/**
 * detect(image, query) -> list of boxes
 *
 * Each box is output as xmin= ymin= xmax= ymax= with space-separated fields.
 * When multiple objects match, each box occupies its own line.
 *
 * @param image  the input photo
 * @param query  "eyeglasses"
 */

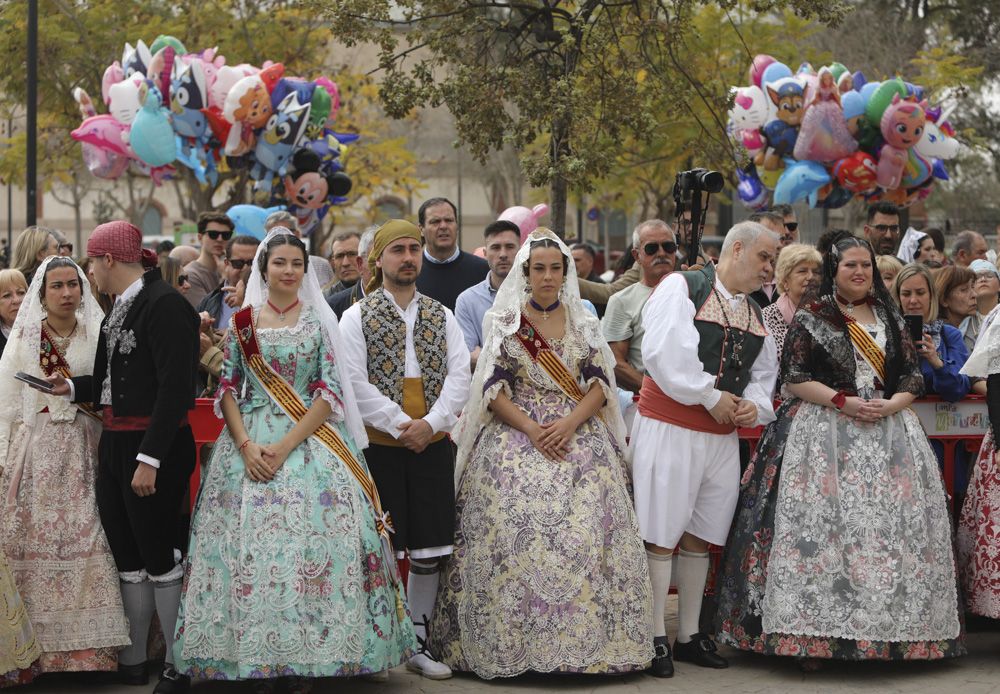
xmin=205 ymin=230 xmax=233 ymax=241
xmin=177 ymin=274 xmax=190 ymax=285
xmin=333 ymin=251 xmax=359 ymax=261
xmin=643 ymin=241 xmax=678 ymax=256
xmin=227 ymin=258 xmax=250 ymax=270
xmin=870 ymin=224 xmax=900 ymax=234
xmin=59 ymin=243 xmax=74 ymax=254
xmin=783 ymin=222 xmax=798 ymax=232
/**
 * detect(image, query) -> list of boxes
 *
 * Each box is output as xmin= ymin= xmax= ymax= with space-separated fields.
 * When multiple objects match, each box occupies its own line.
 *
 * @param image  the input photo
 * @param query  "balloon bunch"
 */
xmin=729 ymin=55 xmax=960 ymax=210
xmin=71 ymin=36 xmax=355 ymax=237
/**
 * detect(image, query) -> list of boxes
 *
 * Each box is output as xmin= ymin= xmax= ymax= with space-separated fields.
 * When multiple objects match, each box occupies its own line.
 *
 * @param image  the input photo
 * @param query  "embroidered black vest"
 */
xmin=681 ymin=263 xmax=767 ymax=396
xmin=359 ymin=289 xmax=447 ymax=409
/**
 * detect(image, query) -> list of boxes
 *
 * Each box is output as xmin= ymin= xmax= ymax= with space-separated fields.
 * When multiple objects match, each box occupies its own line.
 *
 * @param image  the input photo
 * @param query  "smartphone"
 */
xmin=14 ymin=371 xmax=56 ymax=393
xmin=904 ymin=315 xmax=923 ymax=342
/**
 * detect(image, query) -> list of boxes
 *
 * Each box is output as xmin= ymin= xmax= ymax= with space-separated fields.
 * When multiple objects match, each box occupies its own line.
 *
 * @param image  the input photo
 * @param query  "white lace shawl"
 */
xmin=452 ymin=228 xmax=627 ymax=487
xmin=242 ymin=228 xmax=368 ymax=448
xmin=0 ymin=256 xmax=104 ymax=462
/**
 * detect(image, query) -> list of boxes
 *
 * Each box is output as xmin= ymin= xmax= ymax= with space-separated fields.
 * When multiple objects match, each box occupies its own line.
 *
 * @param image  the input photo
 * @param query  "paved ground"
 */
xmin=21 ymin=600 xmax=1000 ymax=694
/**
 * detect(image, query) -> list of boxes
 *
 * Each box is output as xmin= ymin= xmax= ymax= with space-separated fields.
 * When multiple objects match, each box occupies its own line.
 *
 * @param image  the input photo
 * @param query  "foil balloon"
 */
xmin=793 ymin=68 xmax=857 ymax=162
xmin=833 ymin=150 xmax=878 ymax=194
xmin=748 ymin=54 xmax=777 ymax=88
xmin=499 ymin=203 xmax=550 ymax=243
xmin=736 ymin=167 xmax=769 ymax=210
xmin=876 ymin=94 xmax=926 ymax=190
xmin=773 ymin=159 xmax=830 ymax=207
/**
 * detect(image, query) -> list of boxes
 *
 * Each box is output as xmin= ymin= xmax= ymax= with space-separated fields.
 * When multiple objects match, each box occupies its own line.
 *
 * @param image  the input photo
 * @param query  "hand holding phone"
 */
xmin=15 ymin=371 xmax=56 ymax=393
xmin=904 ymin=314 xmax=923 ymax=342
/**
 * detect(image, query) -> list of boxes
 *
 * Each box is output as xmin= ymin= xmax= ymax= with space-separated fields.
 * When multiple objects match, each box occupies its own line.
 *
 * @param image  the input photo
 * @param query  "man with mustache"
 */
xmin=416 ymin=197 xmax=489 ymax=311
xmin=602 ymin=220 xmax=677 ymax=424
xmin=455 ymin=220 xmax=521 ymax=370
xmin=630 ymin=220 xmax=779 ymax=678
xmin=340 ymin=219 xmax=471 ymax=681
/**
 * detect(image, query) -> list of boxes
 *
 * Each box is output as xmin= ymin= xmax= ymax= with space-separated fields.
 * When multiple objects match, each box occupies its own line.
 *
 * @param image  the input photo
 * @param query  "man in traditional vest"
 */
xmin=630 ymin=220 xmax=779 ymax=678
xmin=340 ymin=219 xmax=470 ymax=680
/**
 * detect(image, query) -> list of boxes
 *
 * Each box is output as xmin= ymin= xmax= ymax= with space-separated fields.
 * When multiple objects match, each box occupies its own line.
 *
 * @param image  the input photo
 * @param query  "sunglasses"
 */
xmin=205 ymin=230 xmax=233 ymax=240
xmin=643 ymin=241 xmax=678 ymax=256
xmin=870 ymin=224 xmax=900 ymax=234
xmin=783 ymin=222 xmax=798 ymax=232
xmin=59 ymin=243 xmax=74 ymax=253
xmin=227 ymin=258 xmax=250 ymax=270
xmin=177 ymin=274 xmax=190 ymax=285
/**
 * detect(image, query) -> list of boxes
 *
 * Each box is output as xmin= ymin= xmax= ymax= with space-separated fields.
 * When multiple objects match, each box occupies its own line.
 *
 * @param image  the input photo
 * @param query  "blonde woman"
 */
xmin=760 ymin=243 xmax=821 ymax=363
xmin=875 ymin=254 xmax=904 ymax=292
xmin=11 ymin=227 xmax=58 ymax=286
xmin=0 ymin=269 xmax=27 ymax=356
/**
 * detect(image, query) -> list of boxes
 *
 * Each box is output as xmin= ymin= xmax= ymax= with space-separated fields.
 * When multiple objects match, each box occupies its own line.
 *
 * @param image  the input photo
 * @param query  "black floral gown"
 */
xmin=714 ymin=296 xmax=964 ymax=660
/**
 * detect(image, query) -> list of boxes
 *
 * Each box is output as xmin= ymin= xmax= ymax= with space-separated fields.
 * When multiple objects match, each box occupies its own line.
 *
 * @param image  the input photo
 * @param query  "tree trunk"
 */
xmin=550 ymin=174 xmax=567 ymax=238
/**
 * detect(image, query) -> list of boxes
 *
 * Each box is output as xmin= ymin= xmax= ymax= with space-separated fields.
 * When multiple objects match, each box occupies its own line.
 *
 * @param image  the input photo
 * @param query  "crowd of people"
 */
xmin=0 ymin=197 xmax=999 ymax=694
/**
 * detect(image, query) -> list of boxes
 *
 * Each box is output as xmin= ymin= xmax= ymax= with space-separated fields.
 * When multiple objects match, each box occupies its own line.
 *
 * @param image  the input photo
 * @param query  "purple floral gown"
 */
xmin=429 ymin=324 xmax=653 ymax=678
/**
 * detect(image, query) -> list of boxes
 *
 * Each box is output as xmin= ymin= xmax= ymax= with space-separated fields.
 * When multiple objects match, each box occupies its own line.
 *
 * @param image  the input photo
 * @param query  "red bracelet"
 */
xmin=831 ymin=391 xmax=847 ymax=410
xmin=239 ymin=440 xmax=252 ymax=452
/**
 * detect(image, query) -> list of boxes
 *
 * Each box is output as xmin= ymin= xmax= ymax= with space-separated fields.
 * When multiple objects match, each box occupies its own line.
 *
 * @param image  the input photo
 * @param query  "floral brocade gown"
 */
xmin=173 ymin=306 xmax=416 ymax=680
xmin=715 ymin=301 xmax=963 ymax=660
xmin=428 ymin=328 xmax=653 ymax=678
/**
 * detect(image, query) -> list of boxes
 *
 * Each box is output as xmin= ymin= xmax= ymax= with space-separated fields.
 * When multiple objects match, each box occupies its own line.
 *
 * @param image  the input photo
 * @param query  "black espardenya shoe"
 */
xmin=672 ymin=632 xmax=729 ymax=669
xmin=118 ymin=661 xmax=149 ymax=686
xmin=152 ymin=664 xmax=190 ymax=693
xmin=648 ymin=635 xmax=674 ymax=678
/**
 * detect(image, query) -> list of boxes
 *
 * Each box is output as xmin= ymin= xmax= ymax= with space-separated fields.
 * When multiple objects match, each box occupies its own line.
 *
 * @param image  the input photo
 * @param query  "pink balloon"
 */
xmin=71 ymin=114 xmax=132 ymax=158
xmin=748 ymin=55 xmax=776 ymax=89
xmin=102 ymin=61 xmax=124 ymax=106
xmin=499 ymin=203 xmax=550 ymax=243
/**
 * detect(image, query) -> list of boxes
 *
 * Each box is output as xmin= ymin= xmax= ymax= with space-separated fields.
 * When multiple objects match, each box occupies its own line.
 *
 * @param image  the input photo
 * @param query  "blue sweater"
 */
xmin=921 ymin=323 xmax=970 ymax=402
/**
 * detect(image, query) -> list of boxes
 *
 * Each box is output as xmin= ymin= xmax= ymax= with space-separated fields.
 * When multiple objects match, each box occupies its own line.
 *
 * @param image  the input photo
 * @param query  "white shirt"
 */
xmin=640 ymin=273 xmax=777 ymax=426
xmin=423 ymin=246 xmax=461 ymax=264
xmin=340 ymin=288 xmax=471 ymax=438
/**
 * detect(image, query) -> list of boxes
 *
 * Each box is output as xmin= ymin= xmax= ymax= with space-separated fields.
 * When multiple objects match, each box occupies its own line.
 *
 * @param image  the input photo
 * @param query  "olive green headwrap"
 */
xmin=366 ymin=219 xmax=423 ymax=293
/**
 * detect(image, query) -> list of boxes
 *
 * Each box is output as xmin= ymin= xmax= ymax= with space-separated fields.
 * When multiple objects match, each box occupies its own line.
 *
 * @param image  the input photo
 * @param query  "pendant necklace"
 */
xmin=529 ymin=298 xmax=560 ymax=321
xmin=267 ymin=298 xmax=300 ymax=322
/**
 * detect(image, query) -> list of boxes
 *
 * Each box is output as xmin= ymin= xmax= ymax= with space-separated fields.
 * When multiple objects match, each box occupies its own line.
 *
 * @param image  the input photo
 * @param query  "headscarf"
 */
xmin=365 ymin=219 xmax=422 ymax=294
xmin=86 ymin=220 xmax=158 ymax=268
xmin=896 ymin=226 xmax=927 ymax=264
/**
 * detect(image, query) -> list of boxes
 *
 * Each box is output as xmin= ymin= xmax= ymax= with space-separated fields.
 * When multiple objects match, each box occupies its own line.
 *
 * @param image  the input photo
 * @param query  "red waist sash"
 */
xmin=102 ymin=409 xmax=188 ymax=432
xmin=637 ymin=376 xmax=735 ymax=435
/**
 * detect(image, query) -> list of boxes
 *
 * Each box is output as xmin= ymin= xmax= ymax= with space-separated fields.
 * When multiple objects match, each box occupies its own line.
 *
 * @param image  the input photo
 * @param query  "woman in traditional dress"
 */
xmin=0 ymin=256 xmax=130 ymax=674
xmin=428 ymin=229 xmax=653 ymax=679
xmin=715 ymin=231 xmax=963 ymax=662
xmin=0 ymin=551 xmax=40 ymax=688
xmin=173 ymin=230 xmax=415 ymax=694
xmin=957 ymin=304 xmax=1000 ymax=619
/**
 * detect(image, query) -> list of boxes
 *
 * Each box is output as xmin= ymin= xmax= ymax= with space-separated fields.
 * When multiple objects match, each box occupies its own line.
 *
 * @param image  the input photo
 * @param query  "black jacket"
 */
xmin=196 ymin=284 xmax=225 ymax=325
xmin=71 ymin=269 xmax=200 ymax=461
xmin=327 ymin=281 xmax=364 ymax=319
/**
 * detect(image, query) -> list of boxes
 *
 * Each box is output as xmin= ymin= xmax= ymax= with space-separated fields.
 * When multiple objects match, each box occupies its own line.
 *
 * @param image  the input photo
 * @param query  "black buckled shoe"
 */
xmin=648 ymin=635 xmax=674 ymax=678
xmin=152 ymin=664 xmax=190 ymax=694
xmin=672 ymin=632 xmax=729 ymax=669
xmin=118 ymin=661 xmax=149 ymax=686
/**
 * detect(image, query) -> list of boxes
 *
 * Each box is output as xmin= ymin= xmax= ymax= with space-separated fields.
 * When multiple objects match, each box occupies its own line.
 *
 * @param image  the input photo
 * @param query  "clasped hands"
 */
xmin=241 ymin=440 xmax=292 ymax=482
xmin=840 ymin=396 xmax=896 ymax=424
xmin=528 ymin=416 xmax=578 ymax=462
xmin=709 ymin=392 xmax=758 ymax=428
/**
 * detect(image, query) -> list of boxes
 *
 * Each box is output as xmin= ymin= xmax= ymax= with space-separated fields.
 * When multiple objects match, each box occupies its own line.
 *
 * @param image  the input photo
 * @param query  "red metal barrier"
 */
xmin=187 ymin=395 xmax=988 ymax=594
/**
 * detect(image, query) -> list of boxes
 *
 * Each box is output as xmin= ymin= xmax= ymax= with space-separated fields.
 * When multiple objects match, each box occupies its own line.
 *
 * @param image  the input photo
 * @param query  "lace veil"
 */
xmin=0 ymin=256 xmax=105 ymax=459
xmin=452 ymin=228 xmax=627 ymax=485
xmin=243 ymin=227 xmax=368 ymax=447
xmin=962 ymin=302 xmax=1000 ymax=378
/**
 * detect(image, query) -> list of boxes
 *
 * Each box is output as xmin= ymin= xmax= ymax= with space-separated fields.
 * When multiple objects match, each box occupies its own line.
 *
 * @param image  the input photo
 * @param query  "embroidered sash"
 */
xmin=842 ymin=315 xmax=887 ymax=384
xmin=514 ymin=314 xmax=586 ymax=402
xmin=232 ymin=308 xmax=402 ymax=594
xmin=39 ymin=327 xmax=101 ymax=422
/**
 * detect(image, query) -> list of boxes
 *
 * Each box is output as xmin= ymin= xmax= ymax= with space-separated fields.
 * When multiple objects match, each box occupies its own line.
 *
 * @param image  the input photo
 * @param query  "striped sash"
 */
xmin=232 ymin=307 xmax=402 ymax=596
xmin=514 ymin=314 xmax=586 ymax=402
xmin=843 ymin=316 xmax=887 ymax=384
xmin=39 ymin=327 xmax=101 ymax=422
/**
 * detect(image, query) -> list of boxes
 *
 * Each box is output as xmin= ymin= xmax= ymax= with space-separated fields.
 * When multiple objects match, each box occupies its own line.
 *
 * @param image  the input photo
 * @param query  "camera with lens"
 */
xmin=674 ymin=168 xmax=724 ymax=197
xmin=673 ymin=168 xmax=723 ymax=264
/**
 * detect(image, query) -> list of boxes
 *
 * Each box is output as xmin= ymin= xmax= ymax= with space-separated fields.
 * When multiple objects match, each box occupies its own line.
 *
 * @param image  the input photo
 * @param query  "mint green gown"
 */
xmin=173 ymin=306 xmax=415 ymax=680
